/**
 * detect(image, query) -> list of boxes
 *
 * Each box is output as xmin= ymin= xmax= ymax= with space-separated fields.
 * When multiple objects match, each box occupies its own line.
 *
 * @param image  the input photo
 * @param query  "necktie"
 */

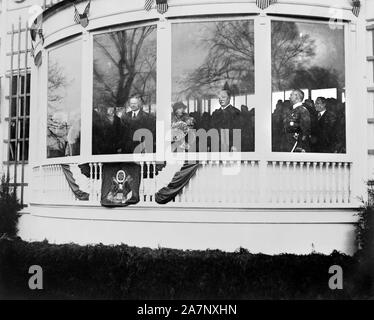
xmin=318 ymin=112 xmax=322 ymax=120
xmin=133 ymin=112 xmax=136 ymax=118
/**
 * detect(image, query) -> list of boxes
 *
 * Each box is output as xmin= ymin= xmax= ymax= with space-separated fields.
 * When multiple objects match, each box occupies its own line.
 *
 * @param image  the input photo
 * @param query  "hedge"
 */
xmin=0 ymin=239 xmax=369 ymax=299
xmin=0 ymin=175 xmax=22 ymax=238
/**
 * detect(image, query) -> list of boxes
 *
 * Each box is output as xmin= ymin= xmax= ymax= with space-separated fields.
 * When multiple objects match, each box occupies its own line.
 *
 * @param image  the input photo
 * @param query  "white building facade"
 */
xmin=1 ymin=0 xmax=374 ymax=255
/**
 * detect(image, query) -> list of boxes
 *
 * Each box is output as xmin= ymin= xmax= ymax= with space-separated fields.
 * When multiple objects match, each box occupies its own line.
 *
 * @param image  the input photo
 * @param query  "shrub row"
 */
xmin=0 ymin=239 xmax=368 ymax=299
xmin=0 ymin=176 xmax=22 ymax=238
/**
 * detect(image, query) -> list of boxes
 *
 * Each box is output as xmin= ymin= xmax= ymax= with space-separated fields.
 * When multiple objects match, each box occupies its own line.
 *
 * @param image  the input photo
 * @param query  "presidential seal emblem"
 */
xmin=106 ymin=169 xmax=133 ymax=204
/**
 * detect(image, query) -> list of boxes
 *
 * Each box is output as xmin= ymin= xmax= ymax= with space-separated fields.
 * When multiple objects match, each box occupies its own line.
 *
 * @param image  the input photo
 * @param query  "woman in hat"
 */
xmin=171 ymin=102 xmax=195 ymax=152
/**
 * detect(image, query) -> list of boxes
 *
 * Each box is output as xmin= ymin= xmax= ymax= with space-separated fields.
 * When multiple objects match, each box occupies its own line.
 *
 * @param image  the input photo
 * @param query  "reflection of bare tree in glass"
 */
xmin=289 ymin=66 xmax=341 ymax=90
xmin=93 ymin=26 xmax=156 ymax=111
xmin=182 ymin=20 xmax=343 ymax=96
xmin=47 ymin=60 xmax=69 ymax=157
xmin=272 ymin=22 xmax=345 ymax=92
xmin=271 ymin=21 xmax=316 ymax=91
xmin=48 ymin=61 xmax=68 ymax=103
xmin=178 ymin=21 xmax=255 ymax=100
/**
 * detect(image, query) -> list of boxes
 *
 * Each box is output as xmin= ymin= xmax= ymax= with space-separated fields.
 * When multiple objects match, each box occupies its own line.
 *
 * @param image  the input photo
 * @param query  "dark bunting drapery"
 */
xmin=79 ymin=162 xmax=141 ymax=207
xmin=155 ymin=162 xmax=200 ymax=204
xmin=61 ymin=164 xmax=89 ymax=201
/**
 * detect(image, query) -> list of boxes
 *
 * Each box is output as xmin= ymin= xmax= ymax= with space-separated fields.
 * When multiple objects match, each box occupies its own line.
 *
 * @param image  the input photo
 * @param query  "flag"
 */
xmin=74 ymin=0 xmax=91 ymax=28
xmin=144 ymin=0 xmax=154 ymax=11
xmin=352 ymin=0 xmax=360 ymax=17
xmin=155 ymin=162 xmax=200 ymax=204
xmin=61 ymin=164 xmax=89 ymax=201
xmin=156 ymin=0 xmax=168 ymax=14
xmin=256 ymin=0 xmax=277 ymax=10
xmin=100 ymin=163 xmax=141 ymax=207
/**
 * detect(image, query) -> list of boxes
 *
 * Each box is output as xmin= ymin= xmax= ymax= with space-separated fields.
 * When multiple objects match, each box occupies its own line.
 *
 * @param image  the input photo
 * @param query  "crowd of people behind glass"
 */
xmin=272 ymin=95 xmax=346 ymax=153
xmin=171 ymin=90 xmax=255 ymax=153
xmin=91 ymin=89 xmax=345 ymax=155
xmin=92 ymin=95 xmax=156 ymax=155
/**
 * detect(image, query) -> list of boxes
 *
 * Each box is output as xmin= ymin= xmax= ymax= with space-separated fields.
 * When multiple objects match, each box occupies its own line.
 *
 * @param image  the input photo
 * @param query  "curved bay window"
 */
xmin=47 ymin=39 xmax=82 ymax=158
xmin=271 ymin=20 xmax=346 ymax=153
xmin=43 ymin=15 xmax=349 ymax=161
xmin=92 ymin=25 xmax=157 ymax=155
xmin=171 ymin=19 xmax=255 ymax=153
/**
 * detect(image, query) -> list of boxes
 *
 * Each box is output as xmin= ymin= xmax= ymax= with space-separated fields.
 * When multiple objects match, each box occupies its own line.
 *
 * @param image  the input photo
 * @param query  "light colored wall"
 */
xmin=366 ymin=0 xmax=374 ymax=181
xmin=18 ymin=205 xmax=358 ymax=255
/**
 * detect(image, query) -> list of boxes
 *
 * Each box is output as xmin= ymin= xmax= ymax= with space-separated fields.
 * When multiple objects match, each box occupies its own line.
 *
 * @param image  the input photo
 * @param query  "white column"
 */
xmin=254 ymin=14 xmax=272 ymax=203
xmin=347 ymin=15 xmax=368 ymax=204
xmin=80 ymin=31 xmax=92 ymax=160
xmin=157 ymin=18 xmax=171 ymax=162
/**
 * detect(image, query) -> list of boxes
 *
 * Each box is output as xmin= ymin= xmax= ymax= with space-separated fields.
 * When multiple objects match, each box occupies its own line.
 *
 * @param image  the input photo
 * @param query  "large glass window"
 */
xmin=271 ymin=20 xmax=345 ymax=153
xmin=171 ymin=20 xmax=255 ymax=153
xmin=47 ymin=40 xmax=82 ymax=158
xmin=8 ymin=74 xmax=30 ymax=162
xmin=92 ymin=25 xmax=157 ymax=155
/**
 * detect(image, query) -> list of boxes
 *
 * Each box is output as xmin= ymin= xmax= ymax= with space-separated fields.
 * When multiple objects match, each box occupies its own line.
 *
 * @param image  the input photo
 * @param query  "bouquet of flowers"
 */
xmin=171 ymin=117 xmax=195 ymax=151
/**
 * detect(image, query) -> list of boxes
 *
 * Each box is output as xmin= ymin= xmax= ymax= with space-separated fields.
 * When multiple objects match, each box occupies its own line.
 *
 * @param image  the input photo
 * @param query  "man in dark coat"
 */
xmin=312 ymin=97 xmax=337 ymax=153
xmin=283 ymin=89 xmax=311 ymax=152
xmin=211 ymin=89 xmax=241 ymax=152
xmin=240 ymin=105 xmax=255 ymax=152
xmin=92 ymin=106 xmax=123 ymax=155
xmin=120 ymin=95 xmax=155 ymax=154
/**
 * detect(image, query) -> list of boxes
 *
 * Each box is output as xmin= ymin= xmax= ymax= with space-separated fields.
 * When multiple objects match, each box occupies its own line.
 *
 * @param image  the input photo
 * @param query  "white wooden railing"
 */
xmin=31 ymin=160 xmax=353 ymax=208
xmin=266 ymin=161 xmax=351 ymax=205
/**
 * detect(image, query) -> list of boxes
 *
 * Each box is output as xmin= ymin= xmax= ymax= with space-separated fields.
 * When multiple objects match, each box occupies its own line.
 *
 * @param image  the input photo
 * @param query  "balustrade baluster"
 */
xmin=291 ymin=162 xmax=297 ymax=203
xmin=270 ymin=161 xmax=275 ymax=203
xmin=284 ymin=162 xmax=289 ymax=204
xmin=331 ymin=163 xmax=337 ymax=203
xmin=313 ymin=162 xmax=318 ymax=203
xmin=318 ymin=162 xmax=323 ymax=203
xmin=56 ymin=165 xmax=61 ymax=202
xmin=306 ymin=162 xmax=311 ymax=203
xmin=277 ymin=161 xmax=287 ymax=203
xmin=139 ymin=162 xmax=145 ymax=203
xmin=252 ymin=161 xmax=258 ymax=203
xmin=299 ymin=162 xmax=304 ymax=204
xmin=337 ymin=163 xmax=343 ymax=203
xmin=147 ymin=161 xmax=152 ymax=203
xmin=342 ymin=162 xmax=348 ymax=203
xmin=345 ymin=163 xmax=350 ymax=203
xmin=327 ymin=162 xmax=332 ymax=203
xmin=192 ymin=161 xmax=200 ymax=203
xmin=97 ymin=163 xmax=103 ymax=203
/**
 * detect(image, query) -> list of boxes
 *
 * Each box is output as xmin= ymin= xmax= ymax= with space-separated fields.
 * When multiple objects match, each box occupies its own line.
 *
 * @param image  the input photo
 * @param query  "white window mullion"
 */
xmin=156 ymin=18 xmax=171 ymax=162
xmin=254 ymin=14 xmax=272 ymax=158
xmin=41 ymin=50 xmax=49 ymax=163
xmin=254 ymin=14 xmax=272 ymax=203
xmin=80 ymin=31 xmax=93 ymax=162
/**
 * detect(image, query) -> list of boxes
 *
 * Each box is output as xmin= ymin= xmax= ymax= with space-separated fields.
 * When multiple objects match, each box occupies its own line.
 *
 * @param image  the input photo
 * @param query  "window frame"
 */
xmin=43 ymin=36 xmax=83 ymax=163
xmin=169 ymin=16 xmax=257 ymax=160
xmin=269 ymin=16 xmax=348 ymax=158
xmin=86 ymin=20 xmax=159 ymax=164
xmin=38 ymin=13 xmax=355 ymax=166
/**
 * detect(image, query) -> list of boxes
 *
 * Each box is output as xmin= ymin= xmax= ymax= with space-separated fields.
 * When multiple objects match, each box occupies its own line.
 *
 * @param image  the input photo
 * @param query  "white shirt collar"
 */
xmin=221 ymin=104 xmax=231 ymax=110
xmin=292 ymin=102 xmax=303 ymax=109
xmin=319 ymin=109 xmax=326 ymax=117
xmin=132 ymin=109 xmax=140 ymax=117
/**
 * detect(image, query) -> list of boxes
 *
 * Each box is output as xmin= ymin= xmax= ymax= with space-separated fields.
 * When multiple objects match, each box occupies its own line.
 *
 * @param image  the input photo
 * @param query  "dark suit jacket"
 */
xmin=92 ymin=112 xmax=122 ymax=155
xmin=313 ymin=110 xmax=337 ymax=153
xmin=211 ymin=105 xmax=241 ymax=129
xmin=211 ymin=105 xmax=241 ymax=151
xmin=120 ymin=110 xmax=156 ymax=153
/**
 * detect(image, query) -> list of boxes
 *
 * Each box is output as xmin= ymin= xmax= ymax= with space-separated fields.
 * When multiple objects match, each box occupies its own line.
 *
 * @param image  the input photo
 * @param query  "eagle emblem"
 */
xmin=105 ymin=170 xmax=133 ymax=204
